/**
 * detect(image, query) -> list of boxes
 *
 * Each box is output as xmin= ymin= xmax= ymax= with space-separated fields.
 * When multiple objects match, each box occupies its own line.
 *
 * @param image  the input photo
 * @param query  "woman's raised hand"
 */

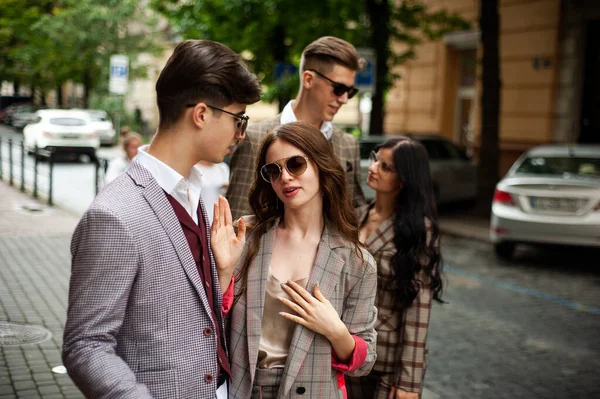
xmin=210 ymin=196 xmax=246 ymax=275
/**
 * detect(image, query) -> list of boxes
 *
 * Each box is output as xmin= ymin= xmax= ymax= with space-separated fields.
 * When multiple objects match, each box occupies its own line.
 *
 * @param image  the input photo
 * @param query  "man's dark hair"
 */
xmin=300 ymin=36 xmax=361 ymax=73
xmin=156 ymin=40 xmax=261 ymax=128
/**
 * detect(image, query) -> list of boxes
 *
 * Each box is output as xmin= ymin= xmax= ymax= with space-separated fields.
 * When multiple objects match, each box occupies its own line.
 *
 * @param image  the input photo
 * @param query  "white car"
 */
xmin=490 ymin=145 xmax=600 ymax=258
xmin=23 ymin=109 xmax=100 ymax=158
xmin=81 ymin=109 xmax=116 ymax=145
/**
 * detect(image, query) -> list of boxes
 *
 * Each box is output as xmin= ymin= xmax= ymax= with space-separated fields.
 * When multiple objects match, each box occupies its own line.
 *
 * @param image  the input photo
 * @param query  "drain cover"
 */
xmin=0 ymin=322 xmax=52 ymax=346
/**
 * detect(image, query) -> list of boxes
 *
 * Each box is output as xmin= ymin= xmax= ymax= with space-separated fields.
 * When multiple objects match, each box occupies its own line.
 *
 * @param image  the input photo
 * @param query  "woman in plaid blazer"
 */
xmin=211 ymin=122 xmax=378 ymax=398
xmin=346 ymin=137 xmax=444 ymax=399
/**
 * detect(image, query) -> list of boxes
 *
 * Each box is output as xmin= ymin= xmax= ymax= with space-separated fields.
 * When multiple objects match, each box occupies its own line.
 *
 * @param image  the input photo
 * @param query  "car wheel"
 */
xmin=495 ymin=242 xmax=515 ymax=259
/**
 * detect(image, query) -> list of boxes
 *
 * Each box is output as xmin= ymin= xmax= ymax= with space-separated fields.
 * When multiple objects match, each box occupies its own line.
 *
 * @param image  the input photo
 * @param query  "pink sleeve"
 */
xmin=221 ymin=276 xmax=234 ymax=315
xmin=331 ymin=335 xmax=368 ymax=372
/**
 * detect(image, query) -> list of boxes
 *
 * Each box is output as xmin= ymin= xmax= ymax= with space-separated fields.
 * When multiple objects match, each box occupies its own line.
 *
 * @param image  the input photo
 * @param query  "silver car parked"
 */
xmin=490 ymin=145 xmax=600 ymax=258
xmin=359 ymin=134 xmax=477 ymax=205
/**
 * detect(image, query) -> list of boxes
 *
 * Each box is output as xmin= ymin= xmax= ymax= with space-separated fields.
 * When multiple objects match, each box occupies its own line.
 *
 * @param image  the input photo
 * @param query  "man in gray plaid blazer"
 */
xmin=63 ymin=40 xmax=261 ymax=398
xmin=227 ymin=36 xmax=366 ymax=220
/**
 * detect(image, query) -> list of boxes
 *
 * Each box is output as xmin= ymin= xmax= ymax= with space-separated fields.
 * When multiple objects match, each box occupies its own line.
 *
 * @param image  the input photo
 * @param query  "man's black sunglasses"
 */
xmin=307 ymin=69 xmax=359 ymax=99
xmin=186 ymin=104 xmax=249 ymax=136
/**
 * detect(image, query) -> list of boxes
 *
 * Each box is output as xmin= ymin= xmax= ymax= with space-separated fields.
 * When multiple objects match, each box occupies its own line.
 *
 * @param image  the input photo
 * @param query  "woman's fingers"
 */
xmin=237 ymin=217 xmax=246 ymax=242
xmin=218 ymin=196 xmax=227 ymax=227
xmin=279 ymin=312 xmax=308 ymax=327
xmin=281 ymin=283 xmax=310 ymax=309
xmin=278 ymin=296 xmax=307 ymax=317
xmin=212 ymin=201 xmax=220 ymax=230
xmin=285 ymin=280 xmax=315 ymax=304
xmin=222 ymin=196 xmax=233 ymax=226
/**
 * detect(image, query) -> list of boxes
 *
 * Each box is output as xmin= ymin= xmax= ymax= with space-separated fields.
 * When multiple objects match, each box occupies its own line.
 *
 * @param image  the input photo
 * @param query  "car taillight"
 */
xmin=42 ymin=131 xmax=52 ymax=137
xmin=493 ymin=188 xmax=514 ymax=205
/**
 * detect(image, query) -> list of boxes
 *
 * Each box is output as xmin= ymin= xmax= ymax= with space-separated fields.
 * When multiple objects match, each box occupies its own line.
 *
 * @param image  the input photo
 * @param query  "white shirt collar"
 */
xmin=280 ymin=100 xmax=333 ymax=140
xmin=136 ymin=145 xmax=204 ymax=223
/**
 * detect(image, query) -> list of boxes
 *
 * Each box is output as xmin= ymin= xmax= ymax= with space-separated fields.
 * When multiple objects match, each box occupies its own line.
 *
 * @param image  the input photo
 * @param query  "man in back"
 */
xmin=226 ymin=36 xmax=366 ymax=220
xmin=63 ymin=40 xmax=260 ymax=398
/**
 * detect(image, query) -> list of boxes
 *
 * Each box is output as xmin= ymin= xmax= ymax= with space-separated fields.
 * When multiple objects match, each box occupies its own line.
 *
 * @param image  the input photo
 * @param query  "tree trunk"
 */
xmin=83 ymin=69 xmax=91 ymax=108
xmin=13 ymin=80 xmax=20 ymax=96
xmin=366 ymin=0 xmax=390 ymax=135
xmin=272 ymin=24 xmax=289 ymax=112
xmin=56 ymin=84 xmax=63 ymax=108
xmin=476 ymin=0 xmax=501 ymax=216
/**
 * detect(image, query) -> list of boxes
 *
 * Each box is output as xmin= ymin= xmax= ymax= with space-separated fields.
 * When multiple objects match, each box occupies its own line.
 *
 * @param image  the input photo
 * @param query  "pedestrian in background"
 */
xmin=63 ymin=39 xmax=261 ymax=399
xmin=104 ymin=131 xmax=142 ymax=183
xmin=212 ymin=122 xmax=378 ymax=398
xmin=196 ymin=159 xmax=230 ymax=225
xmin=346 ymin=137 xmax=444 ymax=399
xmin=226 ymin=36 xmax=366 ymax=221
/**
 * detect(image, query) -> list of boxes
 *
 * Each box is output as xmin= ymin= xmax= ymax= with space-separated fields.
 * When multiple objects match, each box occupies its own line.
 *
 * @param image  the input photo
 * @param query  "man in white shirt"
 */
xmin=63 ymin=40 xmax=261 ymax=399
xmin=226 ymin=36 xmax=366 ymax=220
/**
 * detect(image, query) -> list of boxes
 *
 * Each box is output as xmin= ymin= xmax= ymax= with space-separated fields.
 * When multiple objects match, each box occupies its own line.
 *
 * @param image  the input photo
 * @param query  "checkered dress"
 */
xmin=63 ymin=161 xmax=227 ymax=398
xmin=228 ymin=220 xmax=378 ymax=399
xmin=347 ymin=204 xmax=435 ymax=397
xmin=226 ymin=116 xmax=366 ymax=221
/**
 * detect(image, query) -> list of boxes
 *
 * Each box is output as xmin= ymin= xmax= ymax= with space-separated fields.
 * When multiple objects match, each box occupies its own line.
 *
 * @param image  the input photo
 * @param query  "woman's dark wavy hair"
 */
xmin=378 ymin=137 xmax=444 ymax=308
xmin=235 ymin=122 xmax=361 ymax=299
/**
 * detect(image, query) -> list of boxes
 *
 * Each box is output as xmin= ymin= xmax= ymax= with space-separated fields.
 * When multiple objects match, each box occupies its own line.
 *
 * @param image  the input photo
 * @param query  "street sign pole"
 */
xmin=109 ymin=55 xmax=129 ymax=141
xmin=355 ymin=48 xmax=376 ymax=136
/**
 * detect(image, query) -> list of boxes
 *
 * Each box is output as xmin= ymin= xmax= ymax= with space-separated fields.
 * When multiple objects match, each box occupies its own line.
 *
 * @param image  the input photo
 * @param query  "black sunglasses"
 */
xmin=186 ymin=104 xmax=249 ymax=136
xmin=260 ymin=155 xmax=309 ymax=183
xmin=307 ymin=69 xmax=359 ymax=99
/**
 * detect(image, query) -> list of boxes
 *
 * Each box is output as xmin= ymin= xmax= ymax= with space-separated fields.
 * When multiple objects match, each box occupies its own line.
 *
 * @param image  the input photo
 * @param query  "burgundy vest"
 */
xmin=165 ymin=193 xmax=231 ymax=376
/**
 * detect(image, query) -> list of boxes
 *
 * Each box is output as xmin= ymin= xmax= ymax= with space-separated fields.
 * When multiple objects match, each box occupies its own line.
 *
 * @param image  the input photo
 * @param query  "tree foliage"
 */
xmin=0 ymin=0 xmax=161 ymax=106
xmin=153 ymin=0 xmax=469 ymax=133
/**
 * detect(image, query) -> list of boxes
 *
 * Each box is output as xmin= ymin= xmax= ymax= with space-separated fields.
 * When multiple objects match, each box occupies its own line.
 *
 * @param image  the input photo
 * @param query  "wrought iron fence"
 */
xmin=0 ymin=136 xmax=55 ymax=205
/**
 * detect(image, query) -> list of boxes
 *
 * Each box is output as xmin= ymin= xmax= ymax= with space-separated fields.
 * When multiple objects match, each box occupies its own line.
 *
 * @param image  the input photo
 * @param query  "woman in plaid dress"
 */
xmin=346 ymin=137 xmax=444 ymax=399
xmin=211 ymin=122 xmax=378 ymax=398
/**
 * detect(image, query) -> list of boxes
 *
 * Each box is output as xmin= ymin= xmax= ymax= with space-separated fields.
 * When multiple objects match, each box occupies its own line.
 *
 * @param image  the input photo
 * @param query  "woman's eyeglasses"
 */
xmin=307 ymin=69 xmax=359 ymax=99
xmin=186 ymin=103 xmax=249 ymax=136
xmin=369 ymin=151 xmax=396 ymax=174
xmin=260 ymin=155 xmax=309 ymax=183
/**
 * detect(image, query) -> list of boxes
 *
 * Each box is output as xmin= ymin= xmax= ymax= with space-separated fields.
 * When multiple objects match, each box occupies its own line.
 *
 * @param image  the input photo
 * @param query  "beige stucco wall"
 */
xmin=385 ymin=0 xmax=563 ymax=172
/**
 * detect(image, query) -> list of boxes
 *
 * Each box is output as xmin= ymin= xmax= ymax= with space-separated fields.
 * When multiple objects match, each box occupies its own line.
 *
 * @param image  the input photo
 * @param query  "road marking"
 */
xmin=445 ymin=265 xmax=600 ymax=315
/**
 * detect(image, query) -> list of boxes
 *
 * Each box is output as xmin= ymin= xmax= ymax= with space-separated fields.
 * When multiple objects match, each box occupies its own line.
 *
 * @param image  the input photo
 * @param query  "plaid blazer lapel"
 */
xmin=246 ymin=221 xmax=278 ymax=382
xmin=329 ymin=128 xmax=345 ymax=163
xmin=358 ymin=202 xmax=395 ymax=254
xmin=279 ymin=223 xmax=346 ymax=397
xmin=129 ymin=162 xmax=213 ymax=317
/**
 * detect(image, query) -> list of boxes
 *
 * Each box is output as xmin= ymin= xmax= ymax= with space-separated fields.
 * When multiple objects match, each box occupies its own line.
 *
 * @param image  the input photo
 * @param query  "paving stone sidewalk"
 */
xmin=0 ymin=182 xmax=83 ymax=399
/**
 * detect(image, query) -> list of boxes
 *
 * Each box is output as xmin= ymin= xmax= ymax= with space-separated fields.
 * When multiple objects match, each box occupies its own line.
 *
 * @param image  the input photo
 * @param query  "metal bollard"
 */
xmin=20 ymin=140 xmax=25 ymax=192
xmin=48 ymin=150 xmax=54 ymax=206
xmin=0 ymin=136 xmax=3 ymax=180
xmin=33 ymin=145 xmax=39 ymax=198
xmin=95 ymin=157 xmax=100 ymax=196
xmin=8 ymin=138 xmax=13 ymax=186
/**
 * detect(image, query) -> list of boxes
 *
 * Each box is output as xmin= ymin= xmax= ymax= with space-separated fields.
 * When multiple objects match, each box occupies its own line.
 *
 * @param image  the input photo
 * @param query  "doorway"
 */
xmin=580 ymin=20 xmax=600 ymax=143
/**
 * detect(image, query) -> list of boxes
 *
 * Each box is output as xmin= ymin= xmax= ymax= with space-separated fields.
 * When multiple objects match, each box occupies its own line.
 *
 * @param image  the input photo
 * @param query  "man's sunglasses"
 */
xmin=307 ymin=69 xmax=359 ymax=99
xmin=260 ymin=155 xmax=309 ymax=183
xmin=186 ymin=104 xmax=249 ymax=136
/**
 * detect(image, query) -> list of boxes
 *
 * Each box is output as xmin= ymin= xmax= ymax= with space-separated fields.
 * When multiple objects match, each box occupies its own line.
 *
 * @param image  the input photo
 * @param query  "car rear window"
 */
xmin=515 ymin=156 xmax=600 ymax=178
xmin=49 ymin=118 xmax=87 ymax=126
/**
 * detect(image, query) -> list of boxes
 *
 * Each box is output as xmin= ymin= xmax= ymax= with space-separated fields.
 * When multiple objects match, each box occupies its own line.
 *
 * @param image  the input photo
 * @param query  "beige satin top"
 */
xmin=257 ymin=272 xmax=309 ymax=369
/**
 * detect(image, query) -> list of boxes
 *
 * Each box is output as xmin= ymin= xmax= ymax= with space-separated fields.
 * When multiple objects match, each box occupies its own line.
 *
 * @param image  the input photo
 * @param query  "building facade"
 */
xmin=385 ymin=0 xmax=600 ymax=175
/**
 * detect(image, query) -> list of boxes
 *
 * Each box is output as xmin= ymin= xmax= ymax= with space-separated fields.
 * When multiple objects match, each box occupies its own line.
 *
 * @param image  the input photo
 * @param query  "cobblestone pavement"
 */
xmin=426 ymin=236 xmax=600 ymax=399
xmin=0 ymin=182 xmax=82 ymax=399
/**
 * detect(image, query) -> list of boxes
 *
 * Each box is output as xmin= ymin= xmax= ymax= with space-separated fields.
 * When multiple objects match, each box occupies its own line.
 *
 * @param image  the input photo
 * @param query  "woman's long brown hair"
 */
xmin=235 ymin=122 xmax=361 ymax=299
